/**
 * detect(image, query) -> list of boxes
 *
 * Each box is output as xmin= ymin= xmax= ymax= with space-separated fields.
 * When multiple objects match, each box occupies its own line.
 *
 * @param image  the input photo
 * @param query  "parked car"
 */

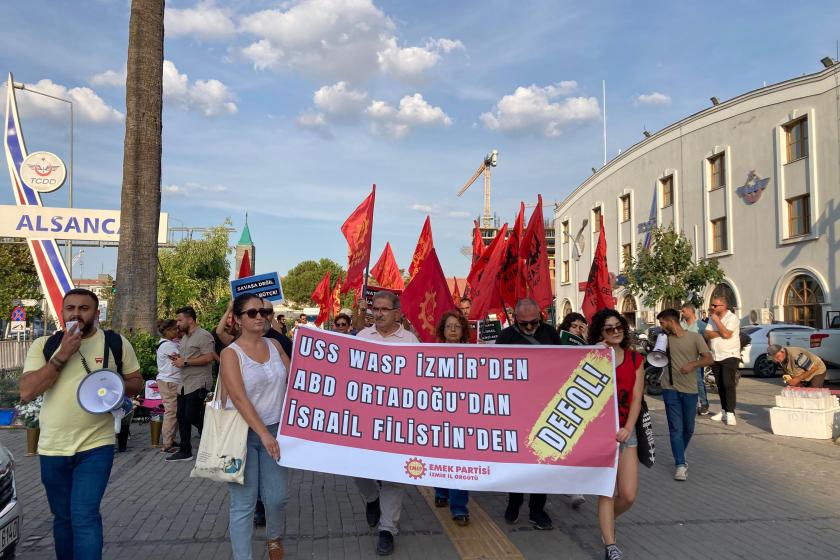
xmin=740 ymin=323 xmax=816 ymax=377
xmin=0 ymin=443 xmax=20 ymax=559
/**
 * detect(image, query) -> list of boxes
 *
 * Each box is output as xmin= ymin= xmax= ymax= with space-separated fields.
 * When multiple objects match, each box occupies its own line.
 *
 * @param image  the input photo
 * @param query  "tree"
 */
xmin=625 ymin=226 xmax=725 ymax=308
xmin=112 ymin=0 xmax=164 ymax=334
xmin=0 ymin=241 xmax=42 ymax=320
xmin=282 ymin=259 xmax=352 ymax=308
xmin=157 ymin=223 xmax=232 ymax=321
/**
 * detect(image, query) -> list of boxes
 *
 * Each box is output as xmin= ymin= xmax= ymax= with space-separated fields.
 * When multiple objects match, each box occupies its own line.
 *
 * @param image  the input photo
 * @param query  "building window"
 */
xmin=562 ymin=300 xmax=572 ymax=319
xmin=785 ymin=117 xmax=808 ymax=162
xmin=593 ymin=207 xmax=602 ymax=231
xmin=562 ymin=259 xmax=569 ymax=283
xmin=660 ymin=176 xmax=673 ymax=208
xmin=621 ymin=243 xmax=632 ymax=270
xmin=619 ymin=195 xmax=631 ymax=222
xmin=711 ymin=217 xmax=727 ymax=252
xmin=708 ymin=154 xmax=725 ymax=190
xmin=784 ymin=274 xmax=824 ymax=328
xmin=621 ymin=296 xmax=637 ymax=328
xmin=787 ymin=195 xmax=810 ymax=237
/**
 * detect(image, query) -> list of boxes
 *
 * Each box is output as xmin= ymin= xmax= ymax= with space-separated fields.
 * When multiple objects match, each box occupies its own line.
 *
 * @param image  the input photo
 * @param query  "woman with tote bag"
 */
xmin=220 ymin=293 xmax=291 ymax=560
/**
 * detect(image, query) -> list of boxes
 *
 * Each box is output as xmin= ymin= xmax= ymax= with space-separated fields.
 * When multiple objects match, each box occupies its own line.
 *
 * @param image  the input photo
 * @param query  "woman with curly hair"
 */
xmin=587 ymin=309 xmax=644 ymax=560
xmin=432 ymin=310 xmax=472 ymax=526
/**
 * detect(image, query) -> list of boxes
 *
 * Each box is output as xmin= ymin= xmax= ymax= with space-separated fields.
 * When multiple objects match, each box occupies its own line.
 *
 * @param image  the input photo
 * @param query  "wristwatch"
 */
xmin=183 ymin=360 xmax=190 ymax=368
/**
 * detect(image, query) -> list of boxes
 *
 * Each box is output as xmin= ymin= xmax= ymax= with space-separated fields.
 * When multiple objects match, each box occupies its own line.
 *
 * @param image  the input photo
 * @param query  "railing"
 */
xmin=0 ymin=340 xmax=33 ymax=373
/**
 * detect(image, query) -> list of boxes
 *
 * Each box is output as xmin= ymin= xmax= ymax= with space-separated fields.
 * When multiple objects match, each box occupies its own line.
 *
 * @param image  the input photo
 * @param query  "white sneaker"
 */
xmin=725 ymin=412 xmax=737 ymax=426
xmin=674 ymin=465 xmax=688 ymax=481
xmin=710 ymin=410 xmax=725 ymax=421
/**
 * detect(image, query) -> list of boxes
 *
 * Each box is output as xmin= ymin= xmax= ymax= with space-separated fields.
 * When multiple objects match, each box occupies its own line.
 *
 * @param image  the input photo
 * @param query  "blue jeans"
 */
xmin=696 ymin=368 xmax=709 ymax=406
xmin=434 ymin=487 xmax=470 ymax=517
xmin=228 ymin=424 xmax=289 ymax=560
xmin=662 ymin=389 xmax=698 ymax=466
xmin=39 ymin=444 xmax=115 ymax=560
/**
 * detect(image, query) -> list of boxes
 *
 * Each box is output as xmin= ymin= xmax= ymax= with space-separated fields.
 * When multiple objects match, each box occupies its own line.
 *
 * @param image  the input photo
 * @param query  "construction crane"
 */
xmin=457 ymin=149 xmax=498 ymax=229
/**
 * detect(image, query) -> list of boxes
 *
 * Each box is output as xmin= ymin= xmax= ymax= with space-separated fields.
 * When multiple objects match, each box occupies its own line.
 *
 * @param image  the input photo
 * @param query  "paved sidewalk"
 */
xmin=7 ymin=377 xmax=840 ymax=559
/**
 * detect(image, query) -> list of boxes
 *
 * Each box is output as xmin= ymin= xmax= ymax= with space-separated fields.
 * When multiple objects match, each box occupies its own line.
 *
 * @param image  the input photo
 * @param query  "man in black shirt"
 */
xmin=496 ymin=298 xmax=560 ymax=530
xmin=261 ymin=300 xmax=293 ymax=357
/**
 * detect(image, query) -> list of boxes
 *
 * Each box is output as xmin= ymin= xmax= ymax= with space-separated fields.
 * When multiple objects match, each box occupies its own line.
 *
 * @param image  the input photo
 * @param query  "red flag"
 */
xmin=332 ymin=275 xmax=343 ymax=317
xmin=468 ymin=222 xmax=506 ymax=289
xmin=341 ymin=185 xmax=376 ymax=295
xmin=311 ymin=271 xmax=332 ymax=326
xmin=499 ymin=202 xmax=525 ymax=309
xmin=237 ymin=250 xmax=251 ymax=279
xmin=581 ymin=213 xmax=614 ymax=322
xmin=408 ymin=216 xmax=434 ymax=280
xmin=520 ymin=194 xmax=553 ymax=310
xmin=469 ymin=224 xmax=508 ymax=320
xmin=370 ymin=242 xmax=405 ymax=290
xmin=400 ymin=249 xmax=456 ymax=342
xmin=451 ymin=276 xmax=461 ymax=305
xmin=471 ymin=220 xmax=483 ymax=267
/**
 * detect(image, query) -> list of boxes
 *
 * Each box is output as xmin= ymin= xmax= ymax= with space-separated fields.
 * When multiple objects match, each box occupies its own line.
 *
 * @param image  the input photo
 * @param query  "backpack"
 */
xmin=43 ymin=330 xmax=124 ymax=374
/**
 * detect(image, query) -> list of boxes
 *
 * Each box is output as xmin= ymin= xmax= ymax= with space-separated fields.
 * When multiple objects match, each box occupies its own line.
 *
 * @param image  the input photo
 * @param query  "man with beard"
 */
xmin=20 ymin=289 xmax=143 ymax=560
xmin=496 ymin=298 xmax=561 ymax=530
xmin=656 ymin=309 xmax=713 ymax=481
xmin=166 ymin=306 xmax=216 ymax=462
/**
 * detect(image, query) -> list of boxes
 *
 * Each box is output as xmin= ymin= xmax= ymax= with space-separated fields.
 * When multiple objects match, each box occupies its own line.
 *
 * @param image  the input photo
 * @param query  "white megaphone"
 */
xmin=646 ymin=333 xmax=669 ymax=368
xmin=77 ymin=369 xmax=129 ymax=432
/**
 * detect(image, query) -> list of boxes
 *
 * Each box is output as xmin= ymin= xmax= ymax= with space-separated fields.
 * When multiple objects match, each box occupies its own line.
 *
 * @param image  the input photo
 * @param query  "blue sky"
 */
xmin=2 ymin=0 xmax=839 ymax=283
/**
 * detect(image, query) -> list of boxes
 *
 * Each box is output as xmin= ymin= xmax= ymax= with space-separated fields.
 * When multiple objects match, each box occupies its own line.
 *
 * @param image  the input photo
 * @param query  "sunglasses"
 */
xmin=603 ymin=324 xmax=624 ymax=334
xmin=240 ymin=308 xmax=274 ymax=319
xmin=517 ymin=319 xmax=540 ymax=328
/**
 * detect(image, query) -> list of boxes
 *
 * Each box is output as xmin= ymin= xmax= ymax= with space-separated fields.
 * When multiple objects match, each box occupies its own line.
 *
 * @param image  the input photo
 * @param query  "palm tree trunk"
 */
xmin=113 ymin=0 xmax=164 ymax=334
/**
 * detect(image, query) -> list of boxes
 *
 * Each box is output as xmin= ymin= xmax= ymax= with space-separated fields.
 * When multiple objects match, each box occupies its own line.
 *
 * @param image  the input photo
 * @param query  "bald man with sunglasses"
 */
xmin=495 ymin=298 xmax=562 ymax=530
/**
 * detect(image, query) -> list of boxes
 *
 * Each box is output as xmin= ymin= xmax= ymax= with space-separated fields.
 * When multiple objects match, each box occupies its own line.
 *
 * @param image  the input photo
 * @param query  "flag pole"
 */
xmin=361 ymin=183 xmax=376 ymax=305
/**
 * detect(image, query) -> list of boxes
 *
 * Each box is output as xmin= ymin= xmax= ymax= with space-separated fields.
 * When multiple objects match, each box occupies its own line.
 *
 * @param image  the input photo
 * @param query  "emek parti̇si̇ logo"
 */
xmin=735 ymin=170 xmax=770 ymax=205
xmin=20 ymin=151 xmax=66 ymax=193
xmin=404 ymin=457 xmax=426 ymax=480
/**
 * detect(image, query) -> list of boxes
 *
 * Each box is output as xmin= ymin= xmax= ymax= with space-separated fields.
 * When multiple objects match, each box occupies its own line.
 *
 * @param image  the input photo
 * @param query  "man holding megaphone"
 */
xmin=655 ymin=309 xmax=713 ymax=482
xmin=19 ymin=288 xmax=142 ymax=560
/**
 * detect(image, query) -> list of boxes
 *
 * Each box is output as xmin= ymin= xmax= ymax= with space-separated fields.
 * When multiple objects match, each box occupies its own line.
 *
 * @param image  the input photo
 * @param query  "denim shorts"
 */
xmin=619 ymin=429 xmax=638 ymax=450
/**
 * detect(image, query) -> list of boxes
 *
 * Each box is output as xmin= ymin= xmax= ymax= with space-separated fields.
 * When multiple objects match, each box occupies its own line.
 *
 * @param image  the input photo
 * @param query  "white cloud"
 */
xmin=313 ymin=81 xmax=368 ymax=119
xmin=480 ymin=83 xmax=600 ymax=137
xmin=3 ymin=80 xmax=123 ymax=124
xmin=410 ymin=203 xmax=435 ymax=213
xmin=295 ymin=112 xmax=334 ymax=139
xmin=90 ymin=60 xmax=238 ymax=116
xmin=366 ymin=94 xmax=452 ymax=138
xmin=238 ymin=0 xmax=461 ymax=82
xmin=91 ymin=68 xmax=126 ymax=87
xmin=447 ymin=210 xmax=470 ymax=218
xmin=165 ymin=2 xmax=236 ymax=40
xmin=634 ymin=92 xmax=671 ymax=107
xmin=163 ymin=182 xmax=228 ymax=196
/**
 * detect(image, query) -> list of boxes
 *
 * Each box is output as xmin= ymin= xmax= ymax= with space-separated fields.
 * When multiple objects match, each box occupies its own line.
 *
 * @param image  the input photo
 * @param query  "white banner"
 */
xmin=0 ymin=205 xmax=169 ymax=244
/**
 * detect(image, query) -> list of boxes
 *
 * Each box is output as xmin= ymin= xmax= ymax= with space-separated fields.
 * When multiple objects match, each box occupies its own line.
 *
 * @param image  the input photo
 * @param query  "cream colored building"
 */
xmin=554 ymin=62 xmax=840 ymax=329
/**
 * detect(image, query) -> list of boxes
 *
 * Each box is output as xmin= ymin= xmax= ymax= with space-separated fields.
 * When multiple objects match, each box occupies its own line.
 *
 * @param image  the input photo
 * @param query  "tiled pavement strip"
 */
xmin=6 ymin=377 xmax=840 ymax=559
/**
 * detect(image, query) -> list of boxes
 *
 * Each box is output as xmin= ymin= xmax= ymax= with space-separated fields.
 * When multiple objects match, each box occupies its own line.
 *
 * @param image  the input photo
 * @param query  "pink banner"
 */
xmin=278 ymin=326 xmax=619 ymax=496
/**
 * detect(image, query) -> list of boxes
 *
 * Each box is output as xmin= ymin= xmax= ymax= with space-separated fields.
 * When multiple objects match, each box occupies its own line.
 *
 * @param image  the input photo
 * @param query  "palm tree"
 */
xmin=113 ymin=0 xmax=164 ymax=334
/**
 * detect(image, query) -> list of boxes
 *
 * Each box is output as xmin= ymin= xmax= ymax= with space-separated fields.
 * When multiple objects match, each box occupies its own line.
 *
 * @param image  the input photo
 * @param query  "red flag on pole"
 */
xmin=311 ymin=271 xmax=332 ymax=326
xmin=499 ymin=202 xmax=525 ymax=309
xmin=520 ymin=194 xmax=553 ymax=310
xmin=340 ymin=185 xmax=375 ymax=295
xmin=581 ymin=213 xmax=614 ymax=322
xmin=400 ymin=249 xmax=456 ymax=342
xmin=468 ymin=222 xmax=506 ymax=289
xmin=332 ymin=275 xmax=343 ymax=317
xmin=451 ymin=276 xmax=461 ymax=305
xmin=471 ymin=220 xmax=483 ymax=267
xmin=469 ymin=224 xmax=508 ymax=320
xmin=237 ymin=249 xmax=251 ymax=279
xmin=408 ymin=216 xmax=434 ymax=280
xmin=370 ymin=242 xmax=405 ymax=290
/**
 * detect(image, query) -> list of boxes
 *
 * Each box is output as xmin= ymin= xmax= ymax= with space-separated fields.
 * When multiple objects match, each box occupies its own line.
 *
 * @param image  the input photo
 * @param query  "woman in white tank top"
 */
xmin=220 ymin=294 xmax=290 ymax=560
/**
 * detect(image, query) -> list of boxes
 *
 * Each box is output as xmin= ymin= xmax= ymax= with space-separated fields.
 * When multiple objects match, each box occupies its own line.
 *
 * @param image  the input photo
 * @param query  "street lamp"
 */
xmin=12 ymin=81 xmax=74 ymax=277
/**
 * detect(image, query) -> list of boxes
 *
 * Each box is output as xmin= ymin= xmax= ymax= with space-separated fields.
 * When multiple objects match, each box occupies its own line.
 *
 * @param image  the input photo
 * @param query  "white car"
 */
xmin=0 ymin=443 xmax=19 ymax=559
xmin=740 ymin=323 xmax=816 ymax=377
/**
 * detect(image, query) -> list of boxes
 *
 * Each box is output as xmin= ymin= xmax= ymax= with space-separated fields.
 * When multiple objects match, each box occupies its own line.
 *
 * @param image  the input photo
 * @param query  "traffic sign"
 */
xmin=19 ymin=299 xmax=38 ymax=307
xmin=10 ymin=307 xmax=25 ymax=322
xmin=10 ymin=321 xmax=25 ymax=334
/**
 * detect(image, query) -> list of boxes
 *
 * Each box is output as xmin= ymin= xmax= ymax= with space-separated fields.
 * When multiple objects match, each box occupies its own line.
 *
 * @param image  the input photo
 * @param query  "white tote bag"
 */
xmin=189 ymin=361 xmax=250 ymax=484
